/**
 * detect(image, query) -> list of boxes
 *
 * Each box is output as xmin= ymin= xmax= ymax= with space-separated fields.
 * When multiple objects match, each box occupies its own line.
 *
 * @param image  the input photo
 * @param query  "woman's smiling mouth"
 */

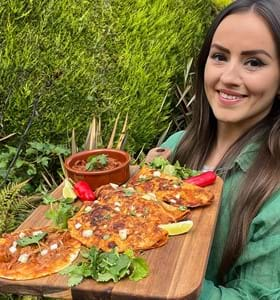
xmin=218 ymin=89 xmax=246 ymax=105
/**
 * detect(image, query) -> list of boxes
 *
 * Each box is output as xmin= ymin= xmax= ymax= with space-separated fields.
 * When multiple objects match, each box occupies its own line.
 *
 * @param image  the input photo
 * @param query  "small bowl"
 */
xmin=64 ymin=149 xmax=130 ymax=190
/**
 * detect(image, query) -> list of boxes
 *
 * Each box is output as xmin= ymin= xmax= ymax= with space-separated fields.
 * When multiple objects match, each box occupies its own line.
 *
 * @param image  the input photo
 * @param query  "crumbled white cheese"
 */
xmin=75 ymin=222 xmax=82 ymax=229
xmin=40 ymin=249 xmax=48 ymax=256
xmin=119 ymin=229 xmax=128 ymax=241
xmin=169 ymin=199 xmax=177 ymax=204
xmin=12 ymin=241 xmax=17 ymax=247
xmin=139 ymin=175 xmax=147 ymax=180
xmin=32 ymin=230 xmax=43 ymax=236
xmin=142 ymin=192 xmax=157 ymax=201
xmin=173 ymin=184 xmax=179 ymax=189
xmin=136 ymin=213 xmax=143 ymax=218
xmin=50 ymin=243 xmax=58 ymax=250
xmin=18 ymin=253 xmax=29 ymax=263
xmin=114 ymin=206 xmax=121 ymax=212
xmin=19 ymin=232 xmax=25 ymax=239
xmin=110 ymin=183 xmax=119 ymax=189
xmin=114 ymin=201 xmax=121 ymax=207
xmin=175 ymin=193 xmax=181 ymax=199
xmin=103 ymin=234 xmax=110 ymax=240
xmin=9 ymin=246 xmax=17 ymax=254
xmin=82 ymin=229 xmax=93 ymax=238
xmin=84 ymin=206 xmax=93 ymax=213
xmin=94 ymin=200 xmax=99 ymax=204
xmin=153 ymin=171 xmax=161 ymax=177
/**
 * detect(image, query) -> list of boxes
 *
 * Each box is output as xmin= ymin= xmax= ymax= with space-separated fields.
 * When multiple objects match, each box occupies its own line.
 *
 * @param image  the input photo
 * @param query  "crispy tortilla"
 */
xmin=68 ymin=201 xmax=169 ymax=252
xmin=128 ymin=165 xmax=214 ymax=207
xmin=0 ymin=227 xmax=81 ymax=280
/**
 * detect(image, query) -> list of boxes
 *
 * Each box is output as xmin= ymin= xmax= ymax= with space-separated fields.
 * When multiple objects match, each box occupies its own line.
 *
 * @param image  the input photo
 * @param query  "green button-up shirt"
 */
xmin=161 ymin=131 xmax=280 ymax=299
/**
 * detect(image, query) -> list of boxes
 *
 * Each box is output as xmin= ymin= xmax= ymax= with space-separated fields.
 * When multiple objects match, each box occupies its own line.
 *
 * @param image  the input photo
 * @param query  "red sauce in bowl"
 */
xmin=72 ymin=156 xmax=121 ymax=172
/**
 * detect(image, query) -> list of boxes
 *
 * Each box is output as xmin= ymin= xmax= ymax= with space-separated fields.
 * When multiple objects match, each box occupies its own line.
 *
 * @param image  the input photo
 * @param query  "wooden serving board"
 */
xmin=0 ymin=149 xmax=223 ymax=300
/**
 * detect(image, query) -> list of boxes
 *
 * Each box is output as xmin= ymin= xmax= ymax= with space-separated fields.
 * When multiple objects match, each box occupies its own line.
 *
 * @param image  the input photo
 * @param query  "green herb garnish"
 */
xmin=60 ymin=247 xmax=149 ymax=286
xmin=123 ymin=187 xmax=135 ymax=197
xmin=178 ymin=205 xmax=188 ymax=211
xmin=86 ymin=154 xmax=108 ymax=171
xmin=149 ymin=157 xmax=200 ymax=179
xmin=44 ymin=196 xmax=77 ymax=229
xmin=17 ymin=232 xmax=48 ymax=247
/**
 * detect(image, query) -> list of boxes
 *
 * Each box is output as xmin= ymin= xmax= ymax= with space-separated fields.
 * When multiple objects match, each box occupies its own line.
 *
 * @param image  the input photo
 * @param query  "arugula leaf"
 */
xmin=86 ymin=154 xmax=108 ymax=171
xmin=17 ymin=232 xmax=48 ymax=247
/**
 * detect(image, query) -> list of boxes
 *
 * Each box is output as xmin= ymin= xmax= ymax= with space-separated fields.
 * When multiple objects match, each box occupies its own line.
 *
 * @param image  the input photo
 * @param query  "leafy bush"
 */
xmin=0 ymin=0 xmax=215 ymax=155
xmin=0 ymin=142 xmax=70 ymax=193
xmin=0 ymin=181 xmax=40 ymax=235
xmin=212 ymin=0 xmax=232 ymax=9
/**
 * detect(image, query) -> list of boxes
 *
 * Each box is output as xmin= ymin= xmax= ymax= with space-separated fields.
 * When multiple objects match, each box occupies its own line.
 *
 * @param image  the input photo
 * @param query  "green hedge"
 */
xmin=0 ymin=0 xmax=215 ymax=155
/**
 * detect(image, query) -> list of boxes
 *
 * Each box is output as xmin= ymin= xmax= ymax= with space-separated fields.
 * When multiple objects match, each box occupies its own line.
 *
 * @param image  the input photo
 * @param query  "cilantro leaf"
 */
xmin=148 ymin=158 xmax=200 ymax=179
xmin=42 ymin=194 xmax=56 ymax=205
xmin=61 ymin=247 xmax=149 ymax=286
xmin=86 ymin=154 xmax=108 ymax=171
xmin=122 ymin=187 xmax=135 ymax=197
xmin=45 ymin=199 xmax=77 ymax=229
xmin=17 ymin=232 xmax=48 ymax=247
xmin=149 ymin=157 xmax=170 ymax=170
xmin=68 ymin=274 xmax=84 ymax=287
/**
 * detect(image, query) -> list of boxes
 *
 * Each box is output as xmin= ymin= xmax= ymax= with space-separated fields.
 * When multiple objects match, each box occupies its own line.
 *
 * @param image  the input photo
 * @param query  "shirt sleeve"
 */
xmin=160 ymin=130 xmax=185 ymax=153
xmin=199 ymin=191 xmax=280 ymax=300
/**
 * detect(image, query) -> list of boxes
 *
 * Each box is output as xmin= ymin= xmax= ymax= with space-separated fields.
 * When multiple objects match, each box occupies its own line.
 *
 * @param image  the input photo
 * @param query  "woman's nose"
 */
xmin=220 ymin=61 xmax=242 ymax=86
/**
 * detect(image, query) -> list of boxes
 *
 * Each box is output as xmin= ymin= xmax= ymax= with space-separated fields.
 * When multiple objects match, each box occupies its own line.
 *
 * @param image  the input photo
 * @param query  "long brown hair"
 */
xmin=173 ymin=0 xmax=280 ymax=282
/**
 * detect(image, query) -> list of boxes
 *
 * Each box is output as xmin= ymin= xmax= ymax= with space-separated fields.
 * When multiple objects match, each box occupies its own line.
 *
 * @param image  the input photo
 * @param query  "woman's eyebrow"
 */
xmin=210 ymin=43 xmax=230 ymax=54
xmin=240 ymin=49 xmax=272 ymax=59
xmin=210 ymin=43 xmax=272 ymax=59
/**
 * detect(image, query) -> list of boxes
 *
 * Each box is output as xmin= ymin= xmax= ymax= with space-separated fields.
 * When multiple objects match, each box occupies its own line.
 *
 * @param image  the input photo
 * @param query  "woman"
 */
xmin=161 ymin=0 xmax=280 ymax=298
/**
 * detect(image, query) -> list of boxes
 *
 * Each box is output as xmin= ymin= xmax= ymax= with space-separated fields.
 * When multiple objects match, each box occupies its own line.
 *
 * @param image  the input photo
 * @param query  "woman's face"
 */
xmin=204 ymin=12 xmax=280 ymax=131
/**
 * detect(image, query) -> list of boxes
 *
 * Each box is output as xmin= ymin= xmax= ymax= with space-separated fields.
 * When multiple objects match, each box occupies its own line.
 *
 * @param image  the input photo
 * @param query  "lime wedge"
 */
xmin=62 ymin=179 xmax=77 ymax=200
xmin=158 ymin=220 xmax=193 ymax=236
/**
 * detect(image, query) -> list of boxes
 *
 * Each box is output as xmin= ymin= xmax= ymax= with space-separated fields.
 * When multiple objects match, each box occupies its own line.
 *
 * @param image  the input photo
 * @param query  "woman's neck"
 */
xmin=204 ymin=123 xmax=246 ymax=169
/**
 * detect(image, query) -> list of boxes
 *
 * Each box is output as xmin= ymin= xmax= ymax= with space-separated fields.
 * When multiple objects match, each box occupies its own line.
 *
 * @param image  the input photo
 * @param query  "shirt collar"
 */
xmin=231 ymin=142 xmax=260 ymax=172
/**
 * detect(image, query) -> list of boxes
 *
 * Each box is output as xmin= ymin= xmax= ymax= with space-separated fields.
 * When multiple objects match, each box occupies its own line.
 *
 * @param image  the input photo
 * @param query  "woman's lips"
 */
xmin=218 ymin=90 xmax=246 ymax=105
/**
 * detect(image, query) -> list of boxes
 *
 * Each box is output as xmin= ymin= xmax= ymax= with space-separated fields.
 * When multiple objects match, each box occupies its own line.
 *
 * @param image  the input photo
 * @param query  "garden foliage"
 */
xmin=0 ymin=0 xmax=215 ymax=154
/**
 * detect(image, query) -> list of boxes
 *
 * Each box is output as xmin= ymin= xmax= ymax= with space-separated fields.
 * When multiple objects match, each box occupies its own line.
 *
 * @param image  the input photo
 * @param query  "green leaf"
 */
xmin=122 ymin=187 xmax=135 ymax=197
xmin=44 ymin=194 xmax=77 ymax=229
xmin=42 ymin=194 xmax=57 ymax=205
xmin=86 ymin=154 xmax=108 ymax=171
xmin=129 ymin=257 xmax=149 ymax=281
xmin=68 ymin=274 xmax=84 ymax=287
xmin=163 ymin=164 xmax=176 ymax=176
xmin=62 ymin=247 xmax=149 ymax=286
xmin=149 ymin=157 xmax=170 ymax=170
xmin=178 ymin=205 xmax=188 ymax=211
xmin=17 ymin=232 xmax=48 ymax=247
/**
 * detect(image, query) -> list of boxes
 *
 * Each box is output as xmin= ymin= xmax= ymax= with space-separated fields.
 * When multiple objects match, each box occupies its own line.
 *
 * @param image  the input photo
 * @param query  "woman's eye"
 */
xmin=210 ymin=53 xmax=226 ymax=62
xmin=245 ymin=58 xmax=265 ymax=69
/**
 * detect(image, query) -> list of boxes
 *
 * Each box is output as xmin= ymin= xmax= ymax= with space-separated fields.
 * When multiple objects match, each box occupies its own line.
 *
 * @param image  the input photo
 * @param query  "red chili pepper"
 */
xmin=184 ymin=171 xmax=217 ymax=187
xmin=73 ymin=181 xmax=96 ymax=201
